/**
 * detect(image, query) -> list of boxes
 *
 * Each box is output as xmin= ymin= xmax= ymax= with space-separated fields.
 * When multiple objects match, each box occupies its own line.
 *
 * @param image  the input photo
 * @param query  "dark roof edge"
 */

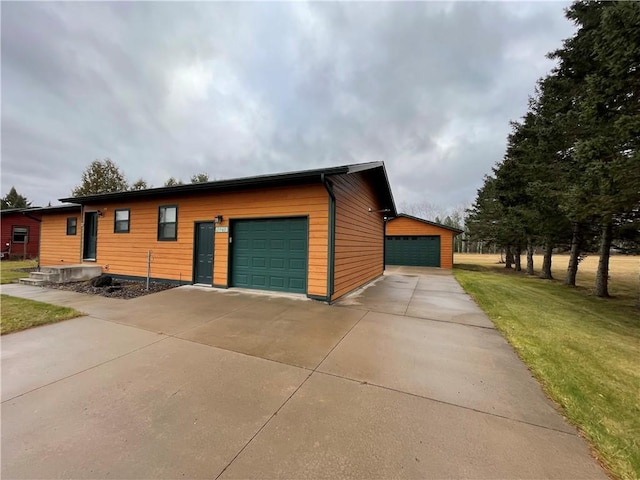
xmin=0 ymin=207 xmax=41 ymax=214
xmin=389 ymin=213 xmax=463 ymax=234
xmin=30 ymin=204 xmax=82 ymax=214
xmin=59 ymin=164 xmax=359 ymax=204
xmin=58 ymin=162 xmax=387 ymax=204
xmin=377 ymin=162 xmax=397 ymax=216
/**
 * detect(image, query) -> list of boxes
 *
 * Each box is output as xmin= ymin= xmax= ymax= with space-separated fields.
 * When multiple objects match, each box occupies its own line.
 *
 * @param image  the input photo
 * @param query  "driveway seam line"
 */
xmin=314 ymin=370 xmax=578 ymax=437
xmin=347 ymin=306 xmax=496 ymax=331
xmin=396 ymin=312 xmax=497 ymax=330
xmin=164 ymin=335 xmax=315 ymax=372
xmin=313 ymin=309 xmax=369 ymax=370
xmin=214 ymin=370 xmax=314 ymax=480
xmin=215 ymin=308 xmax=369 ymax=479
xmin=1 ymin=335 xmax=170 ymax=404
xmin=401 ymin=280 xmax=419 ymax=316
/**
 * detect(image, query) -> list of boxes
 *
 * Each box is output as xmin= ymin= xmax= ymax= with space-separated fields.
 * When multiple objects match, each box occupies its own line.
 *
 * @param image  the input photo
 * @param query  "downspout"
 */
xmin=321 ymin=174 xmax=336 ymax=302
xmin=22 ymin=211 xmax=42 ymax=271
xmin=80 ymin=205 xmax=85 ymax=263
xmin=383 ymin=216 xmax=388 ymax=271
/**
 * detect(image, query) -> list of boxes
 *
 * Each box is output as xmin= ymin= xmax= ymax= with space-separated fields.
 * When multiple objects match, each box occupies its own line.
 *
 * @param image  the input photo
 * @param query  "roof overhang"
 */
xmin=0 ymin=207 xmax=43 ymax=217
xmin=59 ymin=162 xmax=397 ymax=216
xmin=388 ymin=213 xmax=463 ymax=234
xmin=30 ymin=204 xmax=82 ymax=214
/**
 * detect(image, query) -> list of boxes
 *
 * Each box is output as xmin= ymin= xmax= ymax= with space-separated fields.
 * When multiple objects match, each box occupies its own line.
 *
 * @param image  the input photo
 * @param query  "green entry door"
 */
xmin=385 ymin=236 xmax=441 ymax=267
xmin=194 ymin=222 xmax=214 ymax=285
xmin=231 ymin=218 xmax=307 ymax=293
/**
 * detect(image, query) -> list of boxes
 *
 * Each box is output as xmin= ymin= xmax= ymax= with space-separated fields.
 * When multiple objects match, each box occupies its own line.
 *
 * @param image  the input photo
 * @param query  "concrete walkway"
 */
xmin=1 ymin=271 xmax=606 ymax=479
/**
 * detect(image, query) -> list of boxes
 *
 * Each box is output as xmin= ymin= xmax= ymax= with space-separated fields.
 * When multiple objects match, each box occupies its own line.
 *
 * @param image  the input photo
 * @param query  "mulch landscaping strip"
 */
xmin=48 ymin=279 xmax=176 ymax=299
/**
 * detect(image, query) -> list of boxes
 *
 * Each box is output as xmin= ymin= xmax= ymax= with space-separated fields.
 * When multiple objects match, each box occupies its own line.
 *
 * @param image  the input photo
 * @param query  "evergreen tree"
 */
xmin=551 ymin=1 xmax=640 ymax=296
xmin=0 ymin=186 xmax=31 ymax=209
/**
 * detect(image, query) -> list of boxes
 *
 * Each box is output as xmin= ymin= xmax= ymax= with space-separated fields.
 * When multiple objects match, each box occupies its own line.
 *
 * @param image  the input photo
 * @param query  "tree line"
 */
xmin=398 ymin=200 xmax=469 ymax=253
xmin=1 ymin=159 xmax=213 ymax=209
xmin=71 ymin=158 xmax=213 ymax=196
xmin=466 ymin=1 xmax=640 ymax=297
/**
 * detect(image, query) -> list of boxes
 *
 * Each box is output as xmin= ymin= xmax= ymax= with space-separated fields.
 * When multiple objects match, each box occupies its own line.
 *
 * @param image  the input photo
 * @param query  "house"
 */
xmin=0 ymin=208 xmax=42 ymax=260
xmin=385 ymin=214 xmax=463 ymax=269
xmin=39 ymin=162 xmax=395 ymax=302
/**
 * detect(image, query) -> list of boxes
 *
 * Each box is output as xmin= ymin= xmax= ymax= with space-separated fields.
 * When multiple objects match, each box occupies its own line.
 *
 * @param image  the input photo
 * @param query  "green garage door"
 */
xmin=385 ymin=236 xmax=441 ymax=267
xmin=231 ymin=218 xmax=308 ymax=293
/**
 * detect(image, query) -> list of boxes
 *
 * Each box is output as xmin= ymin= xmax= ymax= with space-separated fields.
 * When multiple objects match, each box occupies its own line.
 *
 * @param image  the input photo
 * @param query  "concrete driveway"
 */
xmin=1 ymin=270 xmax=605 ymax=479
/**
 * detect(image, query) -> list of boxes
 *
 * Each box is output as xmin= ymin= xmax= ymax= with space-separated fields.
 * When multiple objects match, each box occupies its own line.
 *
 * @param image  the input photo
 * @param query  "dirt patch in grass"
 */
xmin=1 ymin=294 xmax=82 ymax=335
xmin=48 ymin=278 xmax=176 ymax=299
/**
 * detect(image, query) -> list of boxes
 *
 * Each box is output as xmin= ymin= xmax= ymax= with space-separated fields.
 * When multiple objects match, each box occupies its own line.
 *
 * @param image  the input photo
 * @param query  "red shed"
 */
xmin=0 ymin=208 xmax=41 ymax=260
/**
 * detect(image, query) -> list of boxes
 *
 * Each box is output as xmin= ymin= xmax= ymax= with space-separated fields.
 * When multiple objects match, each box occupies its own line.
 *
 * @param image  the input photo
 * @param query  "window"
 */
xmin=67 ymin=217 xmax=77 ymax=235
xmin=158 ymin=205 xmax=177 ymax=241
xmin=12 ymin=226 xmax=28 ymax=243
xmin=114 ymin=209 xmax=130 ymax=233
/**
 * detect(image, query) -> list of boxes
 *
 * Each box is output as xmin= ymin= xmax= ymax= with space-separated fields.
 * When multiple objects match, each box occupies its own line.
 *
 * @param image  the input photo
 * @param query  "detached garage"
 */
xmin=385 ymin=214 xmax=462 ymax=269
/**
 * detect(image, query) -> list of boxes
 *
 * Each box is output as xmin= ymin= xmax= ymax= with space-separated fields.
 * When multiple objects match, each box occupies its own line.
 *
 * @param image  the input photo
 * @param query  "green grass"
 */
xmin=0 ymin=259 xmax=38 ymax=284
xmin=453 ymin=265 xmax=640 ymax=480
xmin=0 ymin=295 xmax=82 ymax=335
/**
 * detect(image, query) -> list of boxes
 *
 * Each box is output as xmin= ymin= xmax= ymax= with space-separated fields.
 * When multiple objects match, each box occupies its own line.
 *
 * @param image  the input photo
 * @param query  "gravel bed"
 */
xmin=48 ymin=279 xmax=176 ymax=299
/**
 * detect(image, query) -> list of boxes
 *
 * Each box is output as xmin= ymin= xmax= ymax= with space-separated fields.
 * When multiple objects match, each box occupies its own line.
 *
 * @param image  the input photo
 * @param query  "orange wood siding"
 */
xmin=76 ymin=184 xmax=329 ymax=297
xmin=40 ymin=213 xmax=82 ymax=265
xmin=331 ymin=171 xmax=385 ymax=300
xmin=385 ymin=217 xmax=456 ymax=269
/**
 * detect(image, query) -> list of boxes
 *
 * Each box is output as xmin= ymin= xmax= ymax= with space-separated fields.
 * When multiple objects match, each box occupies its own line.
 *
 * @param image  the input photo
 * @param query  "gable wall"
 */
xmin=385 ymin=216 xmax=457 ymax=268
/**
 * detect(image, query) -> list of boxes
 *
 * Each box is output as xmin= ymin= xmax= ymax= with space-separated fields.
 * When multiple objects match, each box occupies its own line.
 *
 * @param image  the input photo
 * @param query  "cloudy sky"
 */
xmin=2 ymin=1 xmax=575 ymax=210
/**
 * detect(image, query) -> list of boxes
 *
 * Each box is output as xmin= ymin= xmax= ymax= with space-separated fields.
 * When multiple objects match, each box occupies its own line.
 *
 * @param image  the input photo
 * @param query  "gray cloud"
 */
xmin=1 ymin=1 xmax=574 ymax=209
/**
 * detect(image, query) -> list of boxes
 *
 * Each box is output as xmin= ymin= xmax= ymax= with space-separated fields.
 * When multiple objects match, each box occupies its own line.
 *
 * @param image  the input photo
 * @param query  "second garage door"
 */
xmin=385 ymin=236 xmax=441 ymax=267
xmin=231 ymin=218 xmax=308 ymax=294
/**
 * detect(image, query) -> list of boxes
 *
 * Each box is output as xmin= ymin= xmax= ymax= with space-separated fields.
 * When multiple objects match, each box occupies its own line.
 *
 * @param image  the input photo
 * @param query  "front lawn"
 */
xmin=453 ymin=266 xmax=639 ymax=480
xmin=0 ymin=294 xmax=82 ymax=335
xmin=0 ymin=259 xmax=38 ymax=284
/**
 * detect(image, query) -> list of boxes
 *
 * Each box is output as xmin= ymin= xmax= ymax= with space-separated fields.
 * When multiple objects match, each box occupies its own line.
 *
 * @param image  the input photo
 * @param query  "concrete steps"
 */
xmin=28 ymin=271 xmax=60 ymax=282
xmin=17 ymin=277 xmax=48 ymax=286
xmin=18 ymin=265 xmax=102 ymax=286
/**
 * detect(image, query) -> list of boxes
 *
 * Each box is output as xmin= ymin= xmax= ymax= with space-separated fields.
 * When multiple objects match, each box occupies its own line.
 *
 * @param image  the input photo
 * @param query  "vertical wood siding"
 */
xmin=1 ymin=214 xmax=41 ymax=258
xmin=43 ymin=184 xmax=329 ymax=297
xmin=40 ymin=213 xmax=81 ymax=264
xmin=385 ymin=217 xmax=457 ymax=268
xmin=331 ymin=171 xmax=385 ymax=300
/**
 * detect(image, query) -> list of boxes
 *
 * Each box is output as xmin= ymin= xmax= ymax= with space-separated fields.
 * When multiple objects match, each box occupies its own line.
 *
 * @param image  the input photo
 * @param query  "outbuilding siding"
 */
xmin=0 ymin=212 xmax=41 ymax=259
xmin=332 ymin=171 xmax=385 ymax=300
xmin=385 ymin=216 xmax=456 ymax=269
